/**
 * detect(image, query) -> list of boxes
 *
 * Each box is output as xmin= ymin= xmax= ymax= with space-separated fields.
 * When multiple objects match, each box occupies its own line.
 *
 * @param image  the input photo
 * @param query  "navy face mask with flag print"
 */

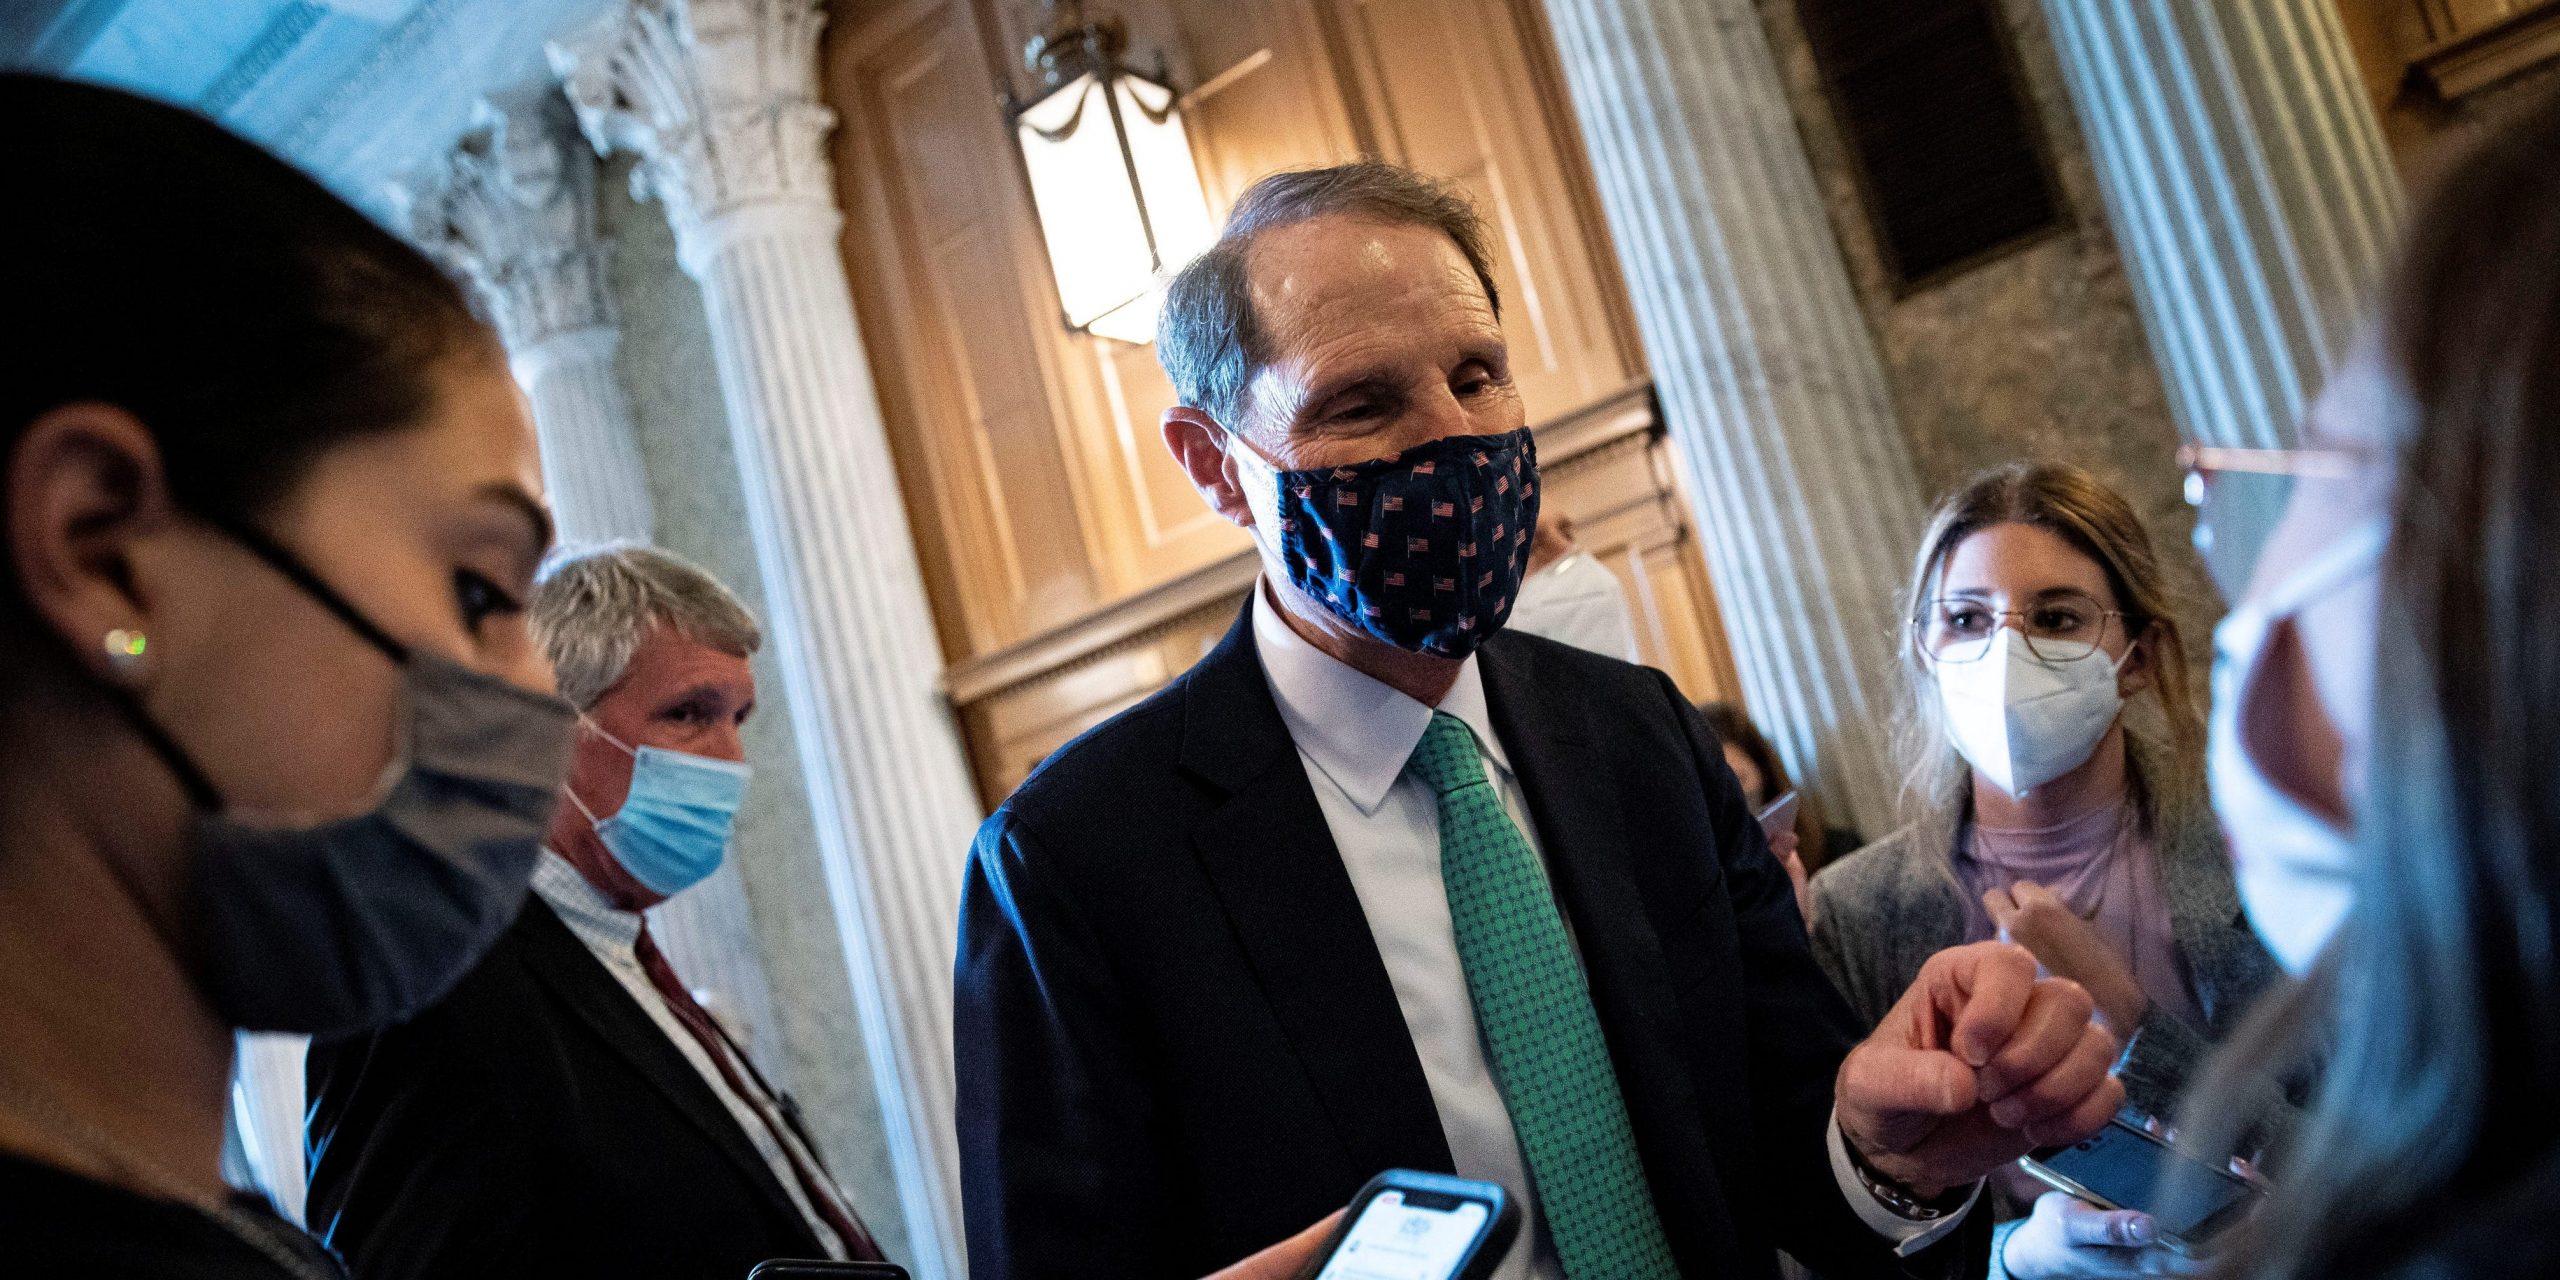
xmin=1236 ymin=427 xmax=1540 ymax=658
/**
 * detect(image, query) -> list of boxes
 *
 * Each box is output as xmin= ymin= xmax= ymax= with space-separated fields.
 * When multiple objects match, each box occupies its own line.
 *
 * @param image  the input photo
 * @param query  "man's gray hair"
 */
xmin=1157 ymin=162 xmax=1501 ymax=430
xmin=530 ymin=543 xmax=762 ymax=710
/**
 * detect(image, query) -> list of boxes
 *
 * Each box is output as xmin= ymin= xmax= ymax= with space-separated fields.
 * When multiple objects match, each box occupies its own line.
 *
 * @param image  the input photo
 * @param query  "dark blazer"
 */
xmin=305 ymin=898 xmax=833 ymax=1280
xmin=955 ymin=607 xmax=1988 ymax=1280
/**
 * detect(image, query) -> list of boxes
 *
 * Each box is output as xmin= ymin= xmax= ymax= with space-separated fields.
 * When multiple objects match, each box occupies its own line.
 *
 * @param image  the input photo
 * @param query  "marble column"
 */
xmin=552 ymin=4 xmax=978 ymax=1276
xmin=403 ymin=87 xmax=657 ymax=545
xmin=403 ymin=86 xmax=793 ymax=1084
xmin=1542 ymin=0 xmax=1928 ymax=835
xmin=2039 ymin=0 xmax=2402 ymax=450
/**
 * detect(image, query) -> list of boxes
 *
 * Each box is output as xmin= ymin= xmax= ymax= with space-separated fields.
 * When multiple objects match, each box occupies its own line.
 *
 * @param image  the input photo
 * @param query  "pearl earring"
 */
xmin=103 ymin=628 xmax=149 ymax=672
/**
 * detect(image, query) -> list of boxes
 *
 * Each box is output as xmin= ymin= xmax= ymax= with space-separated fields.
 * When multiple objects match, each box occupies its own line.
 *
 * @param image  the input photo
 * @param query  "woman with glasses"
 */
xmin=1806 ymin=462 xmax=2283 ymax=1274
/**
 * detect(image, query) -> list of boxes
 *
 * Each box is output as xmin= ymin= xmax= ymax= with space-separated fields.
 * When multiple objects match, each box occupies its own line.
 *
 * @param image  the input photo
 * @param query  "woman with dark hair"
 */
xmin=0 ymin=74 xmax=578 ymax=1275
xmin=1807 ymin=462 xmax=2284 ymax=1276
xmin=0 ymin=74 xmax=1344 ymax=1280
xmin=1695 ymin=701 xmax=1858 ymax=913
xmin=2170 ymin=86 xmax=2560 ymax=1280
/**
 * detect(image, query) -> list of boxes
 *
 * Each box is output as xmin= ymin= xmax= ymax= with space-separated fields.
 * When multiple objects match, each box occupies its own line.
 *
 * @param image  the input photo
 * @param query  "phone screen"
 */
xmin=2033 ymin=1122 xmax=2256 ymax=1242
xmin=1314 ymin=1189 xmax=1493 ymax=1280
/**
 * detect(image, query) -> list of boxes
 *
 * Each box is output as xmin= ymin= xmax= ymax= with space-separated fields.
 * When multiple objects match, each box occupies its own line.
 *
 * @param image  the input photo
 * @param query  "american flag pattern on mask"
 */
xmin=1259 ymin=428 xmax=1540 ymax=658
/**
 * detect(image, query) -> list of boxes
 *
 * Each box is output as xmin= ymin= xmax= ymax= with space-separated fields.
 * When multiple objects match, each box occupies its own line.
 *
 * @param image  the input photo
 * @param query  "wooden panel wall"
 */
xmin=821 ymin=0 xmax=1744 ymax=801
xmin=2333 ymin=0 xmax=2560 ymax=156
xmin=829 ymin=0 xmax=1115 ymax=657
xmin=1323 ymin=0 xmax=1642 ymax=413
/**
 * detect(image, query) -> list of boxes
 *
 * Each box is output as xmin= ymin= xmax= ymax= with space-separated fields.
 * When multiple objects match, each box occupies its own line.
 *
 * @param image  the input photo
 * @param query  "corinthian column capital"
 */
xmin=548 ymin=0 xmax=837 ymax=275
xmin=399 ymin=86 xmax=616 ymax=360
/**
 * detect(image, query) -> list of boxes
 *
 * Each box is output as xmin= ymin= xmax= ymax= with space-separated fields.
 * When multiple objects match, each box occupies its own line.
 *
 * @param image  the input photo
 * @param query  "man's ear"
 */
xmin=1163 ymin=404 xmax=1254 ymax=529
xmin=6 ymin=402 xmax=177 ymax=687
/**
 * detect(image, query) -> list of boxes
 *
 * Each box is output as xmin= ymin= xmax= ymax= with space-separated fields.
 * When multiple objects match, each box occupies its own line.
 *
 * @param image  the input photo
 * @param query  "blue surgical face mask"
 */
xmin=565 ymin=722 xmax=751 ymax=897
xmin=1228 ymin=427 xmax=1540 ymax=658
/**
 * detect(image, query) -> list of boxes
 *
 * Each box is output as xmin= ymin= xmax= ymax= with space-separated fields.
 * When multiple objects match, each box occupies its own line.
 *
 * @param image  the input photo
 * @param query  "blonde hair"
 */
xmin=1892 ymin=462 xmax=2204 ymax=832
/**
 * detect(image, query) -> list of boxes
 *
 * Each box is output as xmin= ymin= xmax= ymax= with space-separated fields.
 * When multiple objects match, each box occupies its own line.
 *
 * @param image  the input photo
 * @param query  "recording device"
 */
xmin=1305 ymin=1169 xmax=1519 ymax=1280
xmin=2020 ymin=1115 xmax=2263 ymax=1253
xmin=744 ymin=1262 xmax=910 ymax=1280
xmin=1756 ymin=790 xmax=1800 ymax=843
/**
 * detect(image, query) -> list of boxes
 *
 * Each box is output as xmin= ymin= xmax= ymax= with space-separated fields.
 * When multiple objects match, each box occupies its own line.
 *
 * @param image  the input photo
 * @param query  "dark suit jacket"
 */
xmin=954 ymin=607 xmax=1989 ymax=1280
xmin=305 ymin=898 xmax=834 ymax=1280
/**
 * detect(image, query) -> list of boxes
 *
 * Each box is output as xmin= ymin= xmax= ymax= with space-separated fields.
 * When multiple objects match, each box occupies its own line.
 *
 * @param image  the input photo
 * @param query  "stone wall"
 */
xmin=1757 ymin=0 xmax=2225 ymax=664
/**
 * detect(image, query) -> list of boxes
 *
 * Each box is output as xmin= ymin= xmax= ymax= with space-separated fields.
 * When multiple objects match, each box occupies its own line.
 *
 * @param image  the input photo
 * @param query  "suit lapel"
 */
xmin=1477 ymin=634 xmax=1724 ymax=1233
xmin=1477 ymin=636 xmax=1691 ymax=1065
xmin=515 ymin=900 xmax=819 ymax=1249
xmin=1180 ymin=607 xmax=1456 ymax=1182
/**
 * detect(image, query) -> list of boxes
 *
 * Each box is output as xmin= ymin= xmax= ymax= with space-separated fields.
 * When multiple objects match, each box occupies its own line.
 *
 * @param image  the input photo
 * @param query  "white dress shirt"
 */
xmin=532 ymin=853 xmax=850 ymax=1260
xmin=1250 ymin=589 xmax=1970 ymax=1277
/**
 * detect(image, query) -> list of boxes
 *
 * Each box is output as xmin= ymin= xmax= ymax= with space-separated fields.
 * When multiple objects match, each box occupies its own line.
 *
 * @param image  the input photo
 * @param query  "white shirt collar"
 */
xmin=532 ymin=849 xmax=643 ymax=954
xmin=1251 ymin=581 xmax=1512 ymax=815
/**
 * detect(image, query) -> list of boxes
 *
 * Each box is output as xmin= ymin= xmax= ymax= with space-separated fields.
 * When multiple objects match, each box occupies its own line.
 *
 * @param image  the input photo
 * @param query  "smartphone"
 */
xmin=745 ymin=1263 xmax=909 ymax=1280
xmin=2021 ymin=1116 xmax=2263 ymax=1253
xmin=1756 ymin=791 xmax=1800 ymax=843
xmin=1305 ymin=1170 xmax=1519 ymax=1280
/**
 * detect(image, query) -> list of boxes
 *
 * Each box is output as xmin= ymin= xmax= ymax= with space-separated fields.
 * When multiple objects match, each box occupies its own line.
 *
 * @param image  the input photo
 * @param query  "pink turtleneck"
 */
xmin=1954 ymin=797 xmax=2201 ymax=1026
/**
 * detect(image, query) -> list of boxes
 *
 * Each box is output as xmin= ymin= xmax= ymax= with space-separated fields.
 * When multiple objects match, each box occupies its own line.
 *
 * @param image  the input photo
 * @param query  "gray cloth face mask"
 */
xmin=120 ymin=519 xmax=577 ymax=1038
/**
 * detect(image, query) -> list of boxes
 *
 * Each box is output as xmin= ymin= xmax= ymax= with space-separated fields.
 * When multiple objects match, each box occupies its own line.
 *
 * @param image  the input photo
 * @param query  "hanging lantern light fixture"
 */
xmin=1008 ymin=0 xmax=1215 ymax=345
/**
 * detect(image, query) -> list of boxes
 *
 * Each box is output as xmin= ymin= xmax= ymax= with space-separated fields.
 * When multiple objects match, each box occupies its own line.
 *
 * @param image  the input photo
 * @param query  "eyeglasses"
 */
xmin=1916 ymin=591 xmax=2124 ymax=665
xmin=2179 ymin=445 xmax=2363 ymax=603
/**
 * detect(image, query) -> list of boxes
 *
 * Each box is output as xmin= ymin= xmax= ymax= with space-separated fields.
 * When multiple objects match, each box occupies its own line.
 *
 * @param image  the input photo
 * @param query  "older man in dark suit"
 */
xmin=954 ymin=163 xmax=2126 ymax=1280
xmin=305 ymin=546 xmax=882 ymax=1279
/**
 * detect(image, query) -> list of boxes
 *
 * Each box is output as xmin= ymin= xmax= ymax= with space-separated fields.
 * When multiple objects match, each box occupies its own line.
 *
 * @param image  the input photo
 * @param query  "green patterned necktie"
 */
xmin=1404 ymin=712 xmax=1681 ymax=1279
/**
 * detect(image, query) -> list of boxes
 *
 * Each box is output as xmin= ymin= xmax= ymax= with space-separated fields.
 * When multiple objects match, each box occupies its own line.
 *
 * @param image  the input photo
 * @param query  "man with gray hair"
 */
xmin=957 ymin=163 xmax=2123 ymax=1280
xmin=306 ymin=544 xmax=889 ymax=1278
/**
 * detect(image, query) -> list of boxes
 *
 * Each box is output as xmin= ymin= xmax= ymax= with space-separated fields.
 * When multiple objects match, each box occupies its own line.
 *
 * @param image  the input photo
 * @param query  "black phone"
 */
xmin=1302 ymin=1169 xmax=1519 ymax=1280
xmin=2021 ymin=1116 xmax=2263 ymax=1253
xmin=745 ymin=1263 xmax=909 ymax=1280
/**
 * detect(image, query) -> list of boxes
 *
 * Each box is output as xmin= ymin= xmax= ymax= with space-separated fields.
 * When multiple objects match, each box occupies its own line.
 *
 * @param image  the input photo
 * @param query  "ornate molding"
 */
xmin=280 ymin=0 xmax=476 ymax=155
xmin=395 ymin=86 xmax=618 ymax=355
xmin=199 ymin=2 xmax=327 ymax=117
xmin=2414 ymin=1 xmax=2560 ymax=100
xmin=548 ymin=0 xmax=838 ymax=268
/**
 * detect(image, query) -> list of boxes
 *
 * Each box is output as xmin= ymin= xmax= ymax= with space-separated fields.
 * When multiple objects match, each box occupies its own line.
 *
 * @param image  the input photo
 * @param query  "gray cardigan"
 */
xmin=1807 ymin=794 xmax=2283 ymax=1122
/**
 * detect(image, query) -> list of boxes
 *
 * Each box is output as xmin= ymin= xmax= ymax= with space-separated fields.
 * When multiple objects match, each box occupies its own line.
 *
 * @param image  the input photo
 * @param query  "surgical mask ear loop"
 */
xmin=2105 ymin=633 xmax=2137 ymax=681
xmin=579 ymin=714 xmax=640 ymax=758
xmin=1221 ymin=427 xmax=1282 ymax=497
xmin=561 ymin=781 xmax=605 ymax=829
xmin=1220 ymin=427 xmax=1290 ymax=556
xmin=561 ymin=714 xmax=636 ymax=828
